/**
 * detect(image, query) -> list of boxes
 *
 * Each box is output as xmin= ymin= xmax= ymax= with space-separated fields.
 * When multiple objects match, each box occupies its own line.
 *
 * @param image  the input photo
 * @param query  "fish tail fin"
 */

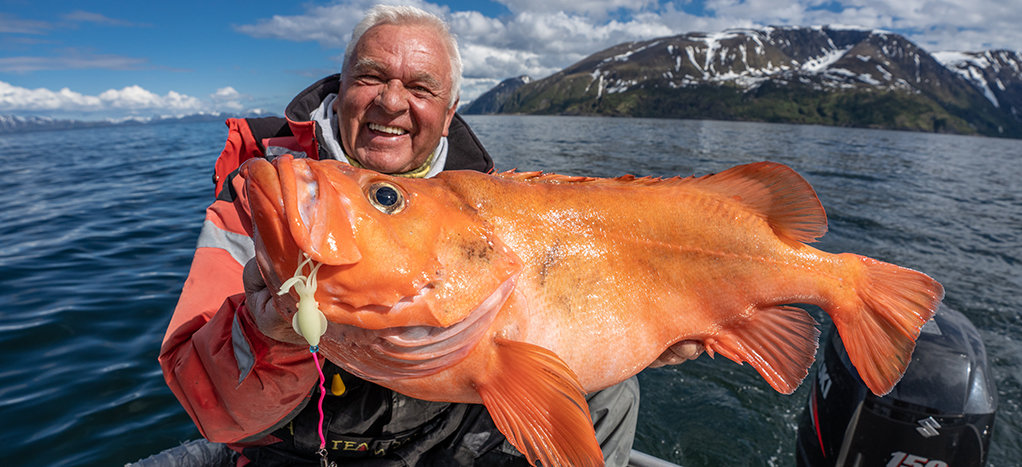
xmin=704 ymin=305 xmax=821 ymax=394
xmin=833 ymin=254 xmax=943 ymax=395
xmin=476 ymin=337 xmax=603 ymax=467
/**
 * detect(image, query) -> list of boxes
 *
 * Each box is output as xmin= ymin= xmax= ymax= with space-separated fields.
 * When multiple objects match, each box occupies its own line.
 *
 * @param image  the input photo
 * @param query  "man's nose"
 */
xmin=375 ymin=80 xmax=409 ymax=113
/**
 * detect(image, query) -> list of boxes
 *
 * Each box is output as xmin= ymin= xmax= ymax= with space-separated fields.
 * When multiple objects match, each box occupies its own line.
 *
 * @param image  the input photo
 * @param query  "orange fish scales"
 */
xmin=242 ymin=156 xmax=943 ymax=467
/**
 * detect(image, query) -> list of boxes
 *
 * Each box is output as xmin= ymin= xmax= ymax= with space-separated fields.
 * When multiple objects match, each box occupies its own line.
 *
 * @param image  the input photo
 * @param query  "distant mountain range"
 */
xmin=463 ymin=26 xmax=1022 ymax=139
xmin=0 ymin=111 xmax=273 ymax=134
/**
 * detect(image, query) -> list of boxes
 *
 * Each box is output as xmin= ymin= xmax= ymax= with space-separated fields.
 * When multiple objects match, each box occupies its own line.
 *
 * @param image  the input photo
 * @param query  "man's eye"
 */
xmin=408 ymin=85 xmax=436 ymax=97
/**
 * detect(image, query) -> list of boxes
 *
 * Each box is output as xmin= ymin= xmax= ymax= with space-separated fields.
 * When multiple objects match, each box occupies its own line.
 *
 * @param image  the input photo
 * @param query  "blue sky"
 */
xmin=2 ymin=0 xmax=1019 ymax=120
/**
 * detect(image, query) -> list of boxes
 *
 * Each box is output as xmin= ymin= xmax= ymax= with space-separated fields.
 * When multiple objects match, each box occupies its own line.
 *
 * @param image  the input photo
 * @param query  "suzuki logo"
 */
xmin=916 ymin=416 xmax=941 ymax=438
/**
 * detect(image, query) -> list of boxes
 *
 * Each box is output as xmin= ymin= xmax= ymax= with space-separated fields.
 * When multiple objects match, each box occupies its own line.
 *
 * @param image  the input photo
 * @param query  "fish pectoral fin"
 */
xmin=476 ymin=337 xmax=603 ymax=467
xmin=705 ymin=305 xmax=820 ymax=394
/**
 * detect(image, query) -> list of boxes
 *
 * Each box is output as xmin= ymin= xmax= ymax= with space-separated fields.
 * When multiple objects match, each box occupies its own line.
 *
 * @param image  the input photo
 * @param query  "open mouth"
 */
xmin=321 ymin=275 xmax=516 ymax=379
xmin=368 ymin=122 xmax=408 ymax=136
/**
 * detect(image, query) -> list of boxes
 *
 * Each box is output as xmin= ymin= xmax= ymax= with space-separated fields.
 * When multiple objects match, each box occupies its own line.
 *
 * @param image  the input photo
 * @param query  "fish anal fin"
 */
xmin=694 ymin=161 xmax=828 ymax=243
xmin=476 ymin=337 xmax=603 ymax=467
xmin=705 ymin=305 xmax=820 ymax=394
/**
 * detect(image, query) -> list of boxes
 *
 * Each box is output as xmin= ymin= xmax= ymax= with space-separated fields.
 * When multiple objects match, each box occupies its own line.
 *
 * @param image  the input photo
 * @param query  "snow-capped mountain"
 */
xmin=0 ymin=115 xmax=101 ymax=132
xmin=934 ymin=50 xmax=1022 ymax=116
xmin=468 ymin=26 xmax=1021 ymax=138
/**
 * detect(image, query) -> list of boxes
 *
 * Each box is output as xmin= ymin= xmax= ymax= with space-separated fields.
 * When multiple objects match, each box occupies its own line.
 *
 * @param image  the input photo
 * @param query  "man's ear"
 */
xmin=441 ymin=98 xmax=459 ymax=137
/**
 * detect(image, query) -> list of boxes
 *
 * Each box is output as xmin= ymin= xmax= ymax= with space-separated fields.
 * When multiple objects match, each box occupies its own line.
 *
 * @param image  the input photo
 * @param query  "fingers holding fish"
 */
xmin=242 ymin=258 xmax=308 ymax=346
xmin=648 ymin=340 xmax=705 ymax=368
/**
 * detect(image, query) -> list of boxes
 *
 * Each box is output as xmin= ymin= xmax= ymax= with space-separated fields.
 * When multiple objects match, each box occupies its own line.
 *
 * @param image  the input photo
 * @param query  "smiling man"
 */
xmin=335 ymin=20 xmax=459 ymax=174
xmin=159 ymin=5 xmax=683 ymax=466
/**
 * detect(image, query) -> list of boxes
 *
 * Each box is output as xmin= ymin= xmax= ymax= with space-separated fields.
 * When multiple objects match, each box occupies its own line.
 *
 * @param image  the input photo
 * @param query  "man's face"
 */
xmin=336 ymin=23 xmax=458 ymax=174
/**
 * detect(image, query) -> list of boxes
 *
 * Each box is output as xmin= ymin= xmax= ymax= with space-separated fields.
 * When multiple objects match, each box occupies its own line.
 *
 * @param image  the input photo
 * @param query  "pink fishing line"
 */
xmin=313 ymin=350 xmax=327 ymax=450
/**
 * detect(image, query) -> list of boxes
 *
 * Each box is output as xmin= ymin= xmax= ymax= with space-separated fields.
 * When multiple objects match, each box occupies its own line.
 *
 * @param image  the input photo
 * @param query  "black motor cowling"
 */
xmin=796 ymin=305 xmax=996 ymax=467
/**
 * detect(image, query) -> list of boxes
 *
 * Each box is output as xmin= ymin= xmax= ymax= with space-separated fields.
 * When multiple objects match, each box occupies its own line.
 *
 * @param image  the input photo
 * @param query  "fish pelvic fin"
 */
xmin=693 ymin=161 xmax=828 ymax=243
xmin=476 ymin=337 xmax=604 ymax=467
xmin=704 ymin=305 xmax=820 ymax=394
xmin=833 ymin=254 xmax=943 ymax=396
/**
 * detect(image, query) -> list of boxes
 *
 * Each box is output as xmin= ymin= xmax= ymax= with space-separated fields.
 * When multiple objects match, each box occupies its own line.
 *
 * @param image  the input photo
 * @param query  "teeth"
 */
xmin=368 ymin=122 xmax=407 ymax=135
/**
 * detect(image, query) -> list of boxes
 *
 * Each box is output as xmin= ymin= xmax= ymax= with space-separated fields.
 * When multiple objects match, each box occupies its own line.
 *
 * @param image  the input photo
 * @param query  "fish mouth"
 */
xmin=318 ymin=275 xmax=515 ymax=380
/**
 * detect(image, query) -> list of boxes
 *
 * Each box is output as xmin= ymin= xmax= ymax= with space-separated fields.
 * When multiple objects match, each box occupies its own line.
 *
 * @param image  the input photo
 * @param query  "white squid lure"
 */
xmin=277 ymin=252 xmax=328 ymax=349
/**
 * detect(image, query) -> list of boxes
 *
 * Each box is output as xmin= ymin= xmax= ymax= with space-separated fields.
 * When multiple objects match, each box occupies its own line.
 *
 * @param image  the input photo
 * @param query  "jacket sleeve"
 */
xmin=160 ymin=124 xmax=318 ymax=443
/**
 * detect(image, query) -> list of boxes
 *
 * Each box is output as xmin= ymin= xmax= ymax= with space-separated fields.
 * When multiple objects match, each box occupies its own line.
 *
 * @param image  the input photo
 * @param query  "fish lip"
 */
xmin=250 ymin=155 xmax=361 ymax=267
xmin=319 ymin=275 xmax=517 ymax=380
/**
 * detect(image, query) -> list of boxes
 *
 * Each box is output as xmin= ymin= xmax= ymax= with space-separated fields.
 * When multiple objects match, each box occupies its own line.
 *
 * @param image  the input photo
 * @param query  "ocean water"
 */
xmin=0 ymin=116 xmax=1019 ymax=466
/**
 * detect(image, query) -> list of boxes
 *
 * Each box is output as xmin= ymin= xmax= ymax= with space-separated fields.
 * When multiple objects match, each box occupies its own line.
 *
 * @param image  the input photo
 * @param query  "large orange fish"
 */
xmin=242 ymin=155 xmax=942 ymax=467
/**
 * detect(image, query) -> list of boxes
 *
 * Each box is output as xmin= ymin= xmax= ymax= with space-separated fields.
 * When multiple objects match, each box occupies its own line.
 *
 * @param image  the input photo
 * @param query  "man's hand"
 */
xmin=649 ymin=340 xmax=704 ymax=368
xmin=243 ymin=259 xmax=307 ymax=346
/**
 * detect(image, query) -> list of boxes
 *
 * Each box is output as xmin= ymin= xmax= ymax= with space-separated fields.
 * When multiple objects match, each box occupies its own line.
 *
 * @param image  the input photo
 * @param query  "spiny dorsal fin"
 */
xmin=476 ymin=338 xmax=603 ymax=467
xmin=689 ymin=161 xmax=827 ymax=243
xmin=495 ymin=162 xmax=826 ymax=243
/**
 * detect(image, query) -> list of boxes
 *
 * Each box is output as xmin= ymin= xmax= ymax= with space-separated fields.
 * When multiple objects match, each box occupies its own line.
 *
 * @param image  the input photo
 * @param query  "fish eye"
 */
xmin=367 ymin=182 xmax=405 ymax=214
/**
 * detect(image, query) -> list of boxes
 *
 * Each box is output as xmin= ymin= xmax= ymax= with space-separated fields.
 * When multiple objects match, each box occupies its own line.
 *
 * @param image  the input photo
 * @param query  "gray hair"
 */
xmin=343 ymin=4 xmax=462 ymax=107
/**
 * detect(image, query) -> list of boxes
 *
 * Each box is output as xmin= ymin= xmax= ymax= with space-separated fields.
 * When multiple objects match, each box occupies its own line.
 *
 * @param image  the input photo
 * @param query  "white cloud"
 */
xmin=452 ymin=9 xmax=679 ymax=97
xmin=0 ymin=81 xmax=206 ymax=115
xmin=0 ymin=81 xmax=101 ymax=110
xmin=0 ymin=82 xmax=261 ymax=117
xmin=498 ymin=0 xmax=659 ymax=17
xmin=210 ymin=86 xmax=244 ymax=111
xmin=233 ymin=0 xmax=448 ymax=49
xmin=453 ymin=10 xmax=674 ymax=80
xmin=97 ymin=85 xmax=202 ymax=110
xmin=212 ymin=86 xmax=241 ymax=100
xmin=460 ymin=43 xmax=552 ymax=79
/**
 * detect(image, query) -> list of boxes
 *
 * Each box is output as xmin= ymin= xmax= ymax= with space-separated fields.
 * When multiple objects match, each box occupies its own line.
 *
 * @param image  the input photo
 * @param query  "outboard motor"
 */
xmin=796 ymin=305 xmax=996 ymax=467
